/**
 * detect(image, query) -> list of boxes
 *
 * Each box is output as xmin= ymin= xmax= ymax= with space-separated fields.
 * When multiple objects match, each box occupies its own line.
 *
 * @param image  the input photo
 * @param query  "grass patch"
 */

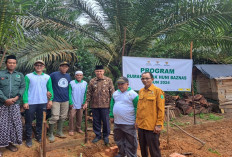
xmin=188 ymin=112 xmax=194 ymax=117
xmin=199 ymin=113 xmax=205 ymax=119
xmin=208 ymin=148 xmax=221 ymax=155
xmin=189 ymin=113 xmax=223 ymax=121
xmin=206 ymin=113 xmax=223 ymax=121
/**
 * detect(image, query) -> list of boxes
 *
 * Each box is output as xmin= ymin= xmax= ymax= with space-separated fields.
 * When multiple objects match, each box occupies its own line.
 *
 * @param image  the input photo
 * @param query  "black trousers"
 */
xmin=25 ymin=104 xmax=46 ymax=140
xmin=92 ymin=108 xmax=110 ymax=139
xmin=138 ymin=128 xmax=161 ymax=157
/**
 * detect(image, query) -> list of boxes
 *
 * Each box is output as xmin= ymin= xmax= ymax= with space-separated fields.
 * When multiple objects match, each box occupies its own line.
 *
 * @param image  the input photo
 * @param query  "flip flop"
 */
xmin=5 ymin=144 xmax=18 ymax=152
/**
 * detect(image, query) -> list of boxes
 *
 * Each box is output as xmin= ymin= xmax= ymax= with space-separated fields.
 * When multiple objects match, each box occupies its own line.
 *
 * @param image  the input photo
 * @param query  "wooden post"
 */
xmin=85 ymin=109 xmax=88 ymax=143
xmin=41 ymin=111 xmax=47 ymax=157
xmin=190 ymin=41 xmax=196 ymax=125
xmin=167 ymin=106 xmax=170 ymax=149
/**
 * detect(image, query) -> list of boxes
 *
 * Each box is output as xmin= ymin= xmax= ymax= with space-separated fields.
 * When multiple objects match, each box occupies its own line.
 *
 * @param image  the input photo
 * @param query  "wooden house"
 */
xmin=194 ymin=64 xmax=232 ymax=113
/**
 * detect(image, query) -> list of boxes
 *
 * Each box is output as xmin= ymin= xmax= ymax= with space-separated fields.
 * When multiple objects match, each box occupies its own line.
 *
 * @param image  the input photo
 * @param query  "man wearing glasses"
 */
xmin=23 ymin=60 xmax=53 ymax=147
xmin=135 ymin=72 xmax=165 ymax=157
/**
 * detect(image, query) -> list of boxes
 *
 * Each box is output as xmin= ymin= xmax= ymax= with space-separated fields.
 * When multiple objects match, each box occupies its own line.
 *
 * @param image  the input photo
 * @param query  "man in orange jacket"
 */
xmin=135 ymin=72 xmax=165 ymax=157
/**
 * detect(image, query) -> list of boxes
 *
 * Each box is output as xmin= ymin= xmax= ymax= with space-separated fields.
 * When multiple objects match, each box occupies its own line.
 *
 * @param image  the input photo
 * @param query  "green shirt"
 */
xmin=0 ymin=70 xmax=25 ymax=106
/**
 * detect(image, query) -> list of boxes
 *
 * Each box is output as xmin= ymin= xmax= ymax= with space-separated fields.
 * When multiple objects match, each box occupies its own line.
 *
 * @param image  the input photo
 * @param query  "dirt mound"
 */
xmin=1 ymin=114 xmax=232 ymax=157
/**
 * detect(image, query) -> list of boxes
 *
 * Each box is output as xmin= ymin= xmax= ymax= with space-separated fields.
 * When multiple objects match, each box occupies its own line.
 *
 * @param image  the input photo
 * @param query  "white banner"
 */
xmin=122 ymin=56 xmax=193 ymax=91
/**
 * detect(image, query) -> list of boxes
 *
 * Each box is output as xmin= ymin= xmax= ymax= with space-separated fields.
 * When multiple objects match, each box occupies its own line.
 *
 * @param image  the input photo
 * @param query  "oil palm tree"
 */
xmin=16 ymin=0 xmax=232 ymax=78
xmin=0 ymin=0 xmax=28 ymax=68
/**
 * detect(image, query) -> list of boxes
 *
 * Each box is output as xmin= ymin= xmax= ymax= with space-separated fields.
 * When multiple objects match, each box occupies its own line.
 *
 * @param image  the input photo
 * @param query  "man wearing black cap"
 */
xmin=86 ymin=65 xmax=115 ymax=145
xmin=0 ymin=55 xmax=25 ymax=155
xmin=109 ymin=77 xmax=138 ymax=157
xmin=48 ymin=61 xmax=71 ymax=142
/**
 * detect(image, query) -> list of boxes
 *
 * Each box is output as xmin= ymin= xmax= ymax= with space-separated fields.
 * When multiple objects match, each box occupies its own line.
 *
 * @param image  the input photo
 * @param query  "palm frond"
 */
xmin=12 ymin=35 xmax=78 ymax=73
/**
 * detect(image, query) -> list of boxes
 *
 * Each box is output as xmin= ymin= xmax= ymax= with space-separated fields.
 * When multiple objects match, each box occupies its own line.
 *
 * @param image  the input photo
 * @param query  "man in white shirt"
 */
xmin=109 ymin=77 xmax=138 ymax=157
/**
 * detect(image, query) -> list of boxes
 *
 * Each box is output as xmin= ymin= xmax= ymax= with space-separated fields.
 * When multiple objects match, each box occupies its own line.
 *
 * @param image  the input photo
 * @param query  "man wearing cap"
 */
xmin=0 ymin=55 xmax=25 ymax=156
xmin=48 ymin=61 xmax=71 ymax=142
xmin=86 ymin=65 xmax=115 ymax=145
xmin=23 ymin=60 xmax=54 ymax=147
xmin=135 ymin=72 xmax=165 ymax=157
xmin=68 ymin=71 xmax=87 ymax=136
xmin=110 ymin=77 xmax=138 ymax=157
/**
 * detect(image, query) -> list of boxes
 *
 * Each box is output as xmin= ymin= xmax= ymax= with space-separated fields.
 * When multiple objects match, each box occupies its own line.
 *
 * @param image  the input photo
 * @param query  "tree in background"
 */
xmin=2 ymin=0 xmax=232 ymax=79
xmin=75 ymin=0 xmax=232 ymax=78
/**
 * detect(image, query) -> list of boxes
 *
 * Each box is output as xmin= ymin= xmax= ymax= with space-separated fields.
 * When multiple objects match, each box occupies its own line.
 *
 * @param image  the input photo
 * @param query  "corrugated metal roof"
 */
xmin=195 ymin=64 xmax=232 ymax=79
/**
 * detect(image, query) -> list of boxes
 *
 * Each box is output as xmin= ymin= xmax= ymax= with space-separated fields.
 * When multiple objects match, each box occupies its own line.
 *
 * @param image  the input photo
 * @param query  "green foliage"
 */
xmin=207 ymin=114 xmax=223 ymax=121
xmin=199 ymin=113 xmax=205 ymax=119
xmin=74 ymin=49 xmax=97 ymax=82
xmin=3 ymin=0 xmax=232 ymax=75
xmin=195 ymin=113 xmax=223 ymax=121
xmin=188 ymin=112 xmax=194 ymax=117
xmin=208 ymin=148 xmax=220 ymax=155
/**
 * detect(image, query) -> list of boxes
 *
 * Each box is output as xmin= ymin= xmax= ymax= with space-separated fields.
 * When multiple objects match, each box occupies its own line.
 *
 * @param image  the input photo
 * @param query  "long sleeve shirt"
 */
xmin=0 ymin=70 xmax=25 ymax=106
xmin=136 ymin=84 xmax=165 ymax=131
xmin=109 ymin=87 xmax=138 ymax=125
xmin=69 ymin=80 xmax=87 ymax=109
xmin=23 ymin=72 xmax=53 ymax=105
xmin=86 ymin=76 xmax=115 ymax=108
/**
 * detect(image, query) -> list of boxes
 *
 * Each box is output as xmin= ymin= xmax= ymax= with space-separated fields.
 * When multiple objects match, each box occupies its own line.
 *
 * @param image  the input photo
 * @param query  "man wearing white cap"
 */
xmin=68 ymin=71 xmax=87 ymax=136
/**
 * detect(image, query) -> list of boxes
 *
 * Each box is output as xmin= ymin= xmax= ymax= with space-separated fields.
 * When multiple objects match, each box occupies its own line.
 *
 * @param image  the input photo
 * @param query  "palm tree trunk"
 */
xmin=0 ymin=48 xmax=7 ymax=69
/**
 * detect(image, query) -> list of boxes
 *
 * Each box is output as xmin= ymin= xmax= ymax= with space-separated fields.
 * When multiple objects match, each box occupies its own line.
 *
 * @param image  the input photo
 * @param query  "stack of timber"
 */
xmin=165 ymin=94 xmax=214 ymax=117
xmin=216 ymin=77 xmax=232 ymax=113
xmin=165 ymin=94 xmax=181 ymax=120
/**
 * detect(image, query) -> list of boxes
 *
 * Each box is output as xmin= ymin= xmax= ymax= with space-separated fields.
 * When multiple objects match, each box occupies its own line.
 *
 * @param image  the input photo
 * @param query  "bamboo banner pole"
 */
xmin=167 ymin=106 xmax=170 ymax=149
xmin=122 ymin=27 xmax=127 ymax=57
xmin=190 ymin=41 xmax=196 ymax=125
xmin=122 ymin=27 xmax=127 ymax=74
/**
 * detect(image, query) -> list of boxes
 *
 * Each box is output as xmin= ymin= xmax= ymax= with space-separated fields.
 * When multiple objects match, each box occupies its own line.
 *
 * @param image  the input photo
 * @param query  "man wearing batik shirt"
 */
xmin=0 ymin=55 xmax=25 ymax=156
xmin=86 ymin=65 xmax=115 ymax=145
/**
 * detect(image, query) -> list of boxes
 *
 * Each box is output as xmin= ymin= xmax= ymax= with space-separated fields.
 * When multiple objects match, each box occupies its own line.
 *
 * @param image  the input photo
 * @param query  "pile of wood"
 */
xmin=165 ymin=94 xmax=214 ymax=115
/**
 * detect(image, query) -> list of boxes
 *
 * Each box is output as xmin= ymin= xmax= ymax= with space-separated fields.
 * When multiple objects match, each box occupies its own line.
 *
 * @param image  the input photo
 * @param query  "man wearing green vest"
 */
xmin=23 ymin=60 xmax=53 ymax=148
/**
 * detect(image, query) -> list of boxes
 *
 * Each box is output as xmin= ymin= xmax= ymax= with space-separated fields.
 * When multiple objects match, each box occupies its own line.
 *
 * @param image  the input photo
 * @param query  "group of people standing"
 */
xmin=0 ymin=54 xmax=165 ymax=157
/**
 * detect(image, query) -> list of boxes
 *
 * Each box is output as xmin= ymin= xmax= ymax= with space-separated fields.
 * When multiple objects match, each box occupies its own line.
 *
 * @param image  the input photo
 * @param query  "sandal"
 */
xmin=77 ymin=130 xmax=84 ymax=134
xmin=5 ymin=143 xmax=18 ymax=152
xmin=69 ymin=132 xmax=74 ymax=136
xmin=0 ymin=150 xmax=3 ymax=157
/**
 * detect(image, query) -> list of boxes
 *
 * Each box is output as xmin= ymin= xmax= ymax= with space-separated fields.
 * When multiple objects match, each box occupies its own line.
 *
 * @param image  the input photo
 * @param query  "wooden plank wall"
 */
xmin=217 ymin=79 xmax=232 ymax=113
xmin=196 ymin=73 xmax=215 ymax=99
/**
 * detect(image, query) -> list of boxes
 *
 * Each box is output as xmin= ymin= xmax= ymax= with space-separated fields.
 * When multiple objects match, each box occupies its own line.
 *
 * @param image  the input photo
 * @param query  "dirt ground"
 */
xmin=1 ymin=113 xmax=232 ymax=157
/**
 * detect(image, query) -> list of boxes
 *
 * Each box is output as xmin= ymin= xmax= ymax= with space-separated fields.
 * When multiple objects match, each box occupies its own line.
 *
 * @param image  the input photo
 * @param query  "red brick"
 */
xmin=169 ymin=152 xmax=186 ymax=157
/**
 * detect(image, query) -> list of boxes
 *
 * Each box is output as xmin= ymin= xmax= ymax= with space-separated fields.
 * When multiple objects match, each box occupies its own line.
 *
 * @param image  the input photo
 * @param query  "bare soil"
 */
xmin=1 ymin=113 xmax=232 ymax=157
